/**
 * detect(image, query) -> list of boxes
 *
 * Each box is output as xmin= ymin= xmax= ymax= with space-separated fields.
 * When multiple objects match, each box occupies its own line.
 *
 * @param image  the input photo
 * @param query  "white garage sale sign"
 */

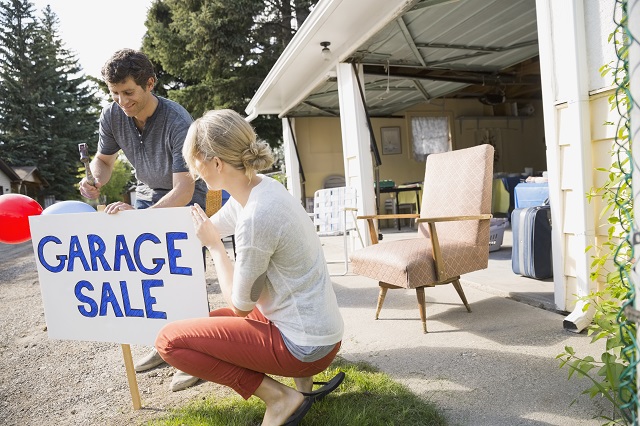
xmin=29 ymin=207 xmax=209 ymax=346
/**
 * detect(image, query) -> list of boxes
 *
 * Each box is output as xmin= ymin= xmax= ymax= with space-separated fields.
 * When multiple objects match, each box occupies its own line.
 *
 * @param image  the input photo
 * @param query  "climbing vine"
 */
xmin=556 ymin=2 xmax=636 ymax=424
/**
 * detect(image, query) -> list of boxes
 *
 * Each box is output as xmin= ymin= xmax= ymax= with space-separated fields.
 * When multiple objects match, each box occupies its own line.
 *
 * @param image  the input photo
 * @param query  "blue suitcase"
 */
xmin=514 ymin=182 xmax=549 ymax=209
xmin=511 ymin=204 xmax=552 ymax=279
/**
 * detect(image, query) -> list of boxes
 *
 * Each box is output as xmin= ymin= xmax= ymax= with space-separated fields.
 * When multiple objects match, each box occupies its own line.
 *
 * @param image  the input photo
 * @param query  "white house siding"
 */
xmin=589 ymin=90 xmax=622 ymax=294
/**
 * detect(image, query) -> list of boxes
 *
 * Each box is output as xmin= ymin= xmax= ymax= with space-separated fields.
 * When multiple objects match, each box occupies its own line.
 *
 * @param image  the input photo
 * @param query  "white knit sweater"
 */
xmin=211 ymin=176 xmax=344 ymax=347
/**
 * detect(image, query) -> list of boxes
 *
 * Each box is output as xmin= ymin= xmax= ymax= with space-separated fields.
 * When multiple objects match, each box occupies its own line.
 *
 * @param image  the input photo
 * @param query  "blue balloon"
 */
xmin=42 ymin=200 xmax=96 ymax=215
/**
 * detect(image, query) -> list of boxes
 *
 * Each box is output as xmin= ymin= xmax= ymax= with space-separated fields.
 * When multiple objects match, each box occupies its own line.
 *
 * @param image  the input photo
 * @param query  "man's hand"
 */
xmin=104 ymin=201 xmax=134 ymax=214
xmin=79 ymin=177 xmax=102 ymax=199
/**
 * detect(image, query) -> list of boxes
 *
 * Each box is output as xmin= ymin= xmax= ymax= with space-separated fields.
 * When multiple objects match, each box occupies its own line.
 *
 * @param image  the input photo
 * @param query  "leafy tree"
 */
xmin=141 ymin=0 xmax=318 ymax=149
xmin=0 ymin=0 xmax=101 ymax=200
xmin=98 ymin=156 xmax=135 ymax=204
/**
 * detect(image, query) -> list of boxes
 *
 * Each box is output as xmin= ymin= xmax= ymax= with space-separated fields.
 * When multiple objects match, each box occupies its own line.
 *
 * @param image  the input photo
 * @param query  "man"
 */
xmin=79 ymin=48 xmax=207 ymax=392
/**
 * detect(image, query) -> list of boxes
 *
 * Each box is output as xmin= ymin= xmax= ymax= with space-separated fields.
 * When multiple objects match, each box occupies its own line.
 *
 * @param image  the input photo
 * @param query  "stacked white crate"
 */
xmin=313 ymin=187 xmax=357 ymax=236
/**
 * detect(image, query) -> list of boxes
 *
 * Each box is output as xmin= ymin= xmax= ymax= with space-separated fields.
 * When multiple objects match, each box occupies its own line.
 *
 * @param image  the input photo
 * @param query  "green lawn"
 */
xmin=146 ymin=357 xmax=447 ymax=426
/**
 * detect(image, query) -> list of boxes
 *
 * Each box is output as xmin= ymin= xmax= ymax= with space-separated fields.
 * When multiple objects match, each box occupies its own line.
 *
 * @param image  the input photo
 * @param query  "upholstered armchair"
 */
xmin=350 ymin=144 xmax=494 ymax=333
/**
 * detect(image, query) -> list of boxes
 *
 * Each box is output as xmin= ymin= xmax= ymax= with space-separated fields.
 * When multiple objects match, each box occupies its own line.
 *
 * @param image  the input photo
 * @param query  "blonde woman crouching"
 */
xmin=155 ymin=109 xmax=344 ymax=425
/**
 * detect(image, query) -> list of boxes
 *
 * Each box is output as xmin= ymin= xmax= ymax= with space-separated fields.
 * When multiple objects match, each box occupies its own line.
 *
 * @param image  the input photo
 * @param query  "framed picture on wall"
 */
xmin=381 ymin=126 xmax=402 ymax=155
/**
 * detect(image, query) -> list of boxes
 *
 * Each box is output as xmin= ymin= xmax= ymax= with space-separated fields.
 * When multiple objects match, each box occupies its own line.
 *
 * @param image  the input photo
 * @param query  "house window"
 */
xmin=410 ymin=116 xmax=450 ymax=162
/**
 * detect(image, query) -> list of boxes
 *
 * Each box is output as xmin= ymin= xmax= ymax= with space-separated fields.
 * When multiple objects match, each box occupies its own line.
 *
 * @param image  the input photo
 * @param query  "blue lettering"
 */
xmin=134 ymin=233 xmax=165 ymax=275
xmin=142 ymin=280 xmax=167 ymax=319
xmin=87 ymin=234 xmax=111 ymax=272
xmin=113 ymin=234 xmax=136 ymax=272
xmin=67 ymin=235 xmax=90 ymax=272
xmin=166 ymin=232 xmax=192 ymax=276
xmin=120 ymin=281 xmax=143 ymax=317
xmin=75 ymin=280 xmax=98 ymax=317
xmin=37 ymin=236 xmax=66 ymax=273
xmin=98 ymin=282 xmax=124 ymax=317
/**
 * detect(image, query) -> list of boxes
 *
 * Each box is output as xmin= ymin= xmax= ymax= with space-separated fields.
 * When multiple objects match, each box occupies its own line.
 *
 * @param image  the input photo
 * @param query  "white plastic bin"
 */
xmin=489 ymin=218 xmax=508 ymax=252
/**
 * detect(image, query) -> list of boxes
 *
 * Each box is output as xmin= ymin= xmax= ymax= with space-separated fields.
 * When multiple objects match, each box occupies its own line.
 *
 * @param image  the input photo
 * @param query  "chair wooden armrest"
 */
xmin=356 ymin=214 xmax=488 ymax=245
xmin=416 ymin=214 xmax=491 ymax=280
xmin=415 ymin=213 xmax=492 ymax=224
xmin=357 ymin=213 xmax=420 ymax=220
xmin=356 ymin=213 xmax=421 ymax=244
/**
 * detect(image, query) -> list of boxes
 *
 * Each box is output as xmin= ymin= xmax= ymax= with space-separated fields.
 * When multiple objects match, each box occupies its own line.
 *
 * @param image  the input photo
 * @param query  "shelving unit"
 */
xmin=455 ymin=115 xmax=531 ymax=134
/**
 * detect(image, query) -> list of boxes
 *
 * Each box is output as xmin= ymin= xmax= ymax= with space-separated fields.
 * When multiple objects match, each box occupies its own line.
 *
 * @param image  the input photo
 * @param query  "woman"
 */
xmin=155 ymin=109 xmax=344 ymax=425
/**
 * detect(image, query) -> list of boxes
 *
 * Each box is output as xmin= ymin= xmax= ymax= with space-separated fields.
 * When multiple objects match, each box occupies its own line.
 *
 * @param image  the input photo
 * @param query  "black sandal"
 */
xmin=301 ymin=372 xmax=345 ymax=402
xmin=282 ymin=396 xmax=313 ymax=426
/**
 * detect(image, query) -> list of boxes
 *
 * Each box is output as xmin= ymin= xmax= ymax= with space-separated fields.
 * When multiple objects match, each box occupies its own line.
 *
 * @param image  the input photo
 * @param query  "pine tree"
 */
xmin=141 ymin=0 xmax=318 ymax=148
xmin=37 ymin=5 xmax=101 ymax=199
xmin=0 ymin=0 xmax=101 ymax=200
xmin=0 ymin=0 xmax=45 ymax=173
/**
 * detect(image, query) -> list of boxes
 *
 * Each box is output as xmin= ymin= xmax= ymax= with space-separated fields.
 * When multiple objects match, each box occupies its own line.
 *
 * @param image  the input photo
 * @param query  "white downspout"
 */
xmin=537 ymin=0 xmax=596 ymax=332
xmin=245 ymin=108 xmax=258 ymax=123
xmin=561 ymin=1 xmax=596 ymax=333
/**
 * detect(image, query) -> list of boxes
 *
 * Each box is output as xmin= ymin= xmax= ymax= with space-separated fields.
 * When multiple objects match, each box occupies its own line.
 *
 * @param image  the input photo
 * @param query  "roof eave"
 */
xmin=245 ymin=0 xmax=415 ymax=121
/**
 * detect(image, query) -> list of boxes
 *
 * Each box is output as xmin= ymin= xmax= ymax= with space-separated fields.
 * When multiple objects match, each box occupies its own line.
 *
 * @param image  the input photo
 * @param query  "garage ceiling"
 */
xmin=288 ymin=0 xmax=540 ymax=117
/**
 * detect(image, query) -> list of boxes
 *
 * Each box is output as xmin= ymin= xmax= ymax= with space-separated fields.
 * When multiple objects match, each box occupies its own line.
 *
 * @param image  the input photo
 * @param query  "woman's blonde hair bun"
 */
xmin=183 ymin=109 xmax=274 ymax=182
xmin=241 ymin=140 xmax=274 ymax=172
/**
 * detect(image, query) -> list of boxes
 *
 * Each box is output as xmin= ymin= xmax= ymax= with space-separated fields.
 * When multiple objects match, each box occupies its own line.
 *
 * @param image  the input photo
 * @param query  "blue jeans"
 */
xmin=135 ymin=197 xmax=200 ymax=210
xmin=135 ymin=199 xmax=154 ymax=210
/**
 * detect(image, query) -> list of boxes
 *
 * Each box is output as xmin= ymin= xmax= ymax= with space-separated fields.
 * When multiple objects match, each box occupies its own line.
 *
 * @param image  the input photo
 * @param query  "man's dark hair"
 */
xmin=101 ymin=49 xmax=156 ymax=88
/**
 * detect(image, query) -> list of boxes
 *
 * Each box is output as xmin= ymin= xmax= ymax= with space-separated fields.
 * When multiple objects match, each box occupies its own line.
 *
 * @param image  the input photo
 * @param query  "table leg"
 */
xmin=396 ymin=192 xmax=401 ymax=230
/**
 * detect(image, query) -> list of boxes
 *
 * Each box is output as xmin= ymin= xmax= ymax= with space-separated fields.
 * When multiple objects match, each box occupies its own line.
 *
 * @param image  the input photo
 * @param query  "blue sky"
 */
xmin=31 ymin=0 xmax=152 ymax=78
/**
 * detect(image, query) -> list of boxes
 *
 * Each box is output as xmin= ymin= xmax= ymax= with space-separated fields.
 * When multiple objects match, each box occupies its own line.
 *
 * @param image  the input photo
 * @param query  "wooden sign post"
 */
xmin=121 ymin=343 xmax=142 ymax=409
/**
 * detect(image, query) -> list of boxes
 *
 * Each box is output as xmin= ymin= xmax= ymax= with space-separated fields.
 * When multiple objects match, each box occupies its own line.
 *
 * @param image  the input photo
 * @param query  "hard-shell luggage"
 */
xmin=511 ymin=204 xmax=552 ymax=279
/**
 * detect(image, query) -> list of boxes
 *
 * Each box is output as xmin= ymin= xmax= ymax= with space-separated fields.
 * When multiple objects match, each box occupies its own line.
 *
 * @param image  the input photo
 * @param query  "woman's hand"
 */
xmin=190 ymin=203 xmax=223 ymax=249
xmin=191 ymin=203 xmax=237 ymax=312
xmin=104 ymin=201 xmax=134 ymax=214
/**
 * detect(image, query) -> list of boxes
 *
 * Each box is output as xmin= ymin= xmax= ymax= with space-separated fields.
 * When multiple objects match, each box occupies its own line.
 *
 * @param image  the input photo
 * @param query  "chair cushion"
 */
xmin=350 ymin=237 xmax=489 ymax=289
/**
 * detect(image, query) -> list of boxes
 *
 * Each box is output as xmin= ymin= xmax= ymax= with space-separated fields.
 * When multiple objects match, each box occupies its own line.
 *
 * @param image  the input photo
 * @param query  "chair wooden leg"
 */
xmin=375 ymin=286 xmax=388 ymax=320
xmin=416 ymin=287 xmax=427 ymax=333
xmin=452 ymin=278 xmax=471 ymax=312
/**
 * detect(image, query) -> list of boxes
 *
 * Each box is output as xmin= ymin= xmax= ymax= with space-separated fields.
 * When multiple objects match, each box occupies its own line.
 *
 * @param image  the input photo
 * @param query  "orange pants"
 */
xmin=155 ymin=307 xmax=341 ymax=399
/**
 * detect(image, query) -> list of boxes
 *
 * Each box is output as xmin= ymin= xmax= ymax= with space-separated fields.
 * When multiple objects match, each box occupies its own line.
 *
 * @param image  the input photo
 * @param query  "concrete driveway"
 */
xmin=321 ymin=229 xmax=610 ymax=426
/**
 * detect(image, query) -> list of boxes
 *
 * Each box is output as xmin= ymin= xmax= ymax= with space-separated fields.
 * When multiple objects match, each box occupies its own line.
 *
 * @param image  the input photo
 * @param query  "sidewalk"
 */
xmin=320 ymin=227 xmax=609 ymax=426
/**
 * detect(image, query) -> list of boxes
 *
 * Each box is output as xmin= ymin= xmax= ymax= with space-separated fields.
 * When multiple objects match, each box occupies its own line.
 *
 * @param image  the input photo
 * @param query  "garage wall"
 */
xmin=295 ymin=97 xmax=547 ymax=202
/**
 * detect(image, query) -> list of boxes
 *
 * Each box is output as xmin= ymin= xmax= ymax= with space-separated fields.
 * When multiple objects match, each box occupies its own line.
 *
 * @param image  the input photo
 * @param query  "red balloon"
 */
xmin=0 ymin=194 xmax=43 ymax=244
